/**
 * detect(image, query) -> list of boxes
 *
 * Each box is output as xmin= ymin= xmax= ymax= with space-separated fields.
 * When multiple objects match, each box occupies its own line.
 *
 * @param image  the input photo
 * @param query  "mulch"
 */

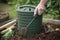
xmin=9 ymin=31 xmax=60 ymax=40
xmin=9 ymin=24 xmax=60 ymax=40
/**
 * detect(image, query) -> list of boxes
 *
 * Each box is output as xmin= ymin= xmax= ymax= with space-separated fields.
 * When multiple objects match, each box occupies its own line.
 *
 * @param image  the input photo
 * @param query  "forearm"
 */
xmin=39 ymin=0 xmax=48 ymax=6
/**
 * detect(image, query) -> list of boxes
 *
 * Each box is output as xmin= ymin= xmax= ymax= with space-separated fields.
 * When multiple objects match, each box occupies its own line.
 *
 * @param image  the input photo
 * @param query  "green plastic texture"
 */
xmin=17 ymin=5 xmax=43 ymax=37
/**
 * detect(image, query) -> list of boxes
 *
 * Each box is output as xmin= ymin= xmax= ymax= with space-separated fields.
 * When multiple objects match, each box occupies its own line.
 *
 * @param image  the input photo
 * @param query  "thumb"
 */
xmin=34 ymin=8 xmax=38 ymax=16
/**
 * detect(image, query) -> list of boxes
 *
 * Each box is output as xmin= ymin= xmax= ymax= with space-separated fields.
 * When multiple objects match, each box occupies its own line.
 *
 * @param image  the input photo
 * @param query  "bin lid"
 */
xmin=17 ymin=5 xmax=36 ymax=12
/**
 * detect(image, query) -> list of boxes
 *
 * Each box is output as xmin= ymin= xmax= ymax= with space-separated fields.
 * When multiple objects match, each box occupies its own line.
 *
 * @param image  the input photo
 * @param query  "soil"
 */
xmin=9 ymin=24 xmax=60 ymax=40
xmin=9 ymin=30 xmax=60 ymax=40
xmin=0 ymin=22 xmax=60 ymax=40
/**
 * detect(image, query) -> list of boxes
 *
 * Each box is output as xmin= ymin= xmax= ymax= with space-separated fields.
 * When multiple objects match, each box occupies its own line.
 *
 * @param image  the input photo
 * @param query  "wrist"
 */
xmin=39 ymin=2 xmax=45 ymax=6
xmin=39 ymin=0 xmax=47 ymax=6
xmin=38 ymin=3 xmax=45 ymax=7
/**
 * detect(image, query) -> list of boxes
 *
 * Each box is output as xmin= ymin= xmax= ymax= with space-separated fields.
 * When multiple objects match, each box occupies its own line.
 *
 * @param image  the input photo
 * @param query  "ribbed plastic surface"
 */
xmin=17 ymin=5 xmax=42 ymax=37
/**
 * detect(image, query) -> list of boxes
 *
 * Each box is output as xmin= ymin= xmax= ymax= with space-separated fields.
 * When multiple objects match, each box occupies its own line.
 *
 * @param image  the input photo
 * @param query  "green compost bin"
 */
xmin=17 ymin=5 xmax=43 ymax=37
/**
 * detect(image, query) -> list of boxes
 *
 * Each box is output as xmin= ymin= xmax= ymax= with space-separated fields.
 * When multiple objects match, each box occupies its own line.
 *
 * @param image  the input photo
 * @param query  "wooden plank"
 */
xmin=0 ymin=20 xmax=11 ymax=26
xmin=0 ymin=19 xmax=60 ymax=31
xmin=0 ymin=19 xmax=16 ymax=30
xmin=1 ymin=23 xmax=15 ymax=34
xmin=43 ymin=19 xmax=60 ymax=25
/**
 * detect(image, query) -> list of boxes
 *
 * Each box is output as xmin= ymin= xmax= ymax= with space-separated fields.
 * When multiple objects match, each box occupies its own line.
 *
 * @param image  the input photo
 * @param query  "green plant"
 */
xmin=1 ymin=0 xmax=60 ymax=19
xmin=17 ymin=0 xmax=60 ymax=19
xmin=2 ymin=29 xmax=14 ymax=40
xmin=45 ymin=0 xmax=60 ymax=19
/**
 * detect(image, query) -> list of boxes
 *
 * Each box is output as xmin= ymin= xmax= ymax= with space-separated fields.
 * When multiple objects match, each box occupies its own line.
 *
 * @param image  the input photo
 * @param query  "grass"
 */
xmin=6 ymin=5 xmax=17 ymax=19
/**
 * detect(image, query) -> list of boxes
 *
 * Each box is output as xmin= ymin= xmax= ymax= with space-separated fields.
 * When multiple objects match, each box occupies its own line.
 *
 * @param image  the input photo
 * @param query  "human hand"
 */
xmin=34 ymin=4 xmax=45 ymax=16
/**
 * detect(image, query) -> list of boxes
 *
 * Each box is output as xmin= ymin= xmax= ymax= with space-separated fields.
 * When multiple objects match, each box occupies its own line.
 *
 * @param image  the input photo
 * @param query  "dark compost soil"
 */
xmin=9 ymin=24 xmax=60 ymax=40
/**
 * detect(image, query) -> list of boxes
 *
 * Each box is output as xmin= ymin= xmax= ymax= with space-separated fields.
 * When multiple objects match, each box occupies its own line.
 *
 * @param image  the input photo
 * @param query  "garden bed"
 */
xmin=9 ymin=23 xmax=60 ymax=40
xmin=9 ymin=31 xmax=60 ymax=40
xmin=0 ymin=19 xmax=60 ymax=40
xmin=8 ymin=21 xmax=60 ymax=40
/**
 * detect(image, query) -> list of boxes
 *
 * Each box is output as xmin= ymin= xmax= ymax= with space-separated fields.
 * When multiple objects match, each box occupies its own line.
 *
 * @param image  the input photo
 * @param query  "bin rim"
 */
xmin=17 ymin=5 xmax=36 ymax=12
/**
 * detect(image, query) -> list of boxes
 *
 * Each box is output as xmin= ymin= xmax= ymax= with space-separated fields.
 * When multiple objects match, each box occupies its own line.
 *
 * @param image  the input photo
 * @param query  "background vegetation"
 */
xmin=0 ymin=0 xmax=60 ymax=19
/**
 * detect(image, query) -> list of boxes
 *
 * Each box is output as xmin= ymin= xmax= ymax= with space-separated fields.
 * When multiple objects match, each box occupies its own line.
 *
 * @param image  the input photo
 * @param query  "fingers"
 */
xmin=34 ymin=8 xmax=38 ymax=16
xmin=34 ymin=7 xmax=45 ymax=16
xmin=38 ymin=8 xmax=45 ymax=15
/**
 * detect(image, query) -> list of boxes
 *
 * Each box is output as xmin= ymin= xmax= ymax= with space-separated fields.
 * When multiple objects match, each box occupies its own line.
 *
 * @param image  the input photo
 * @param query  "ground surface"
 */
xmin=9 ymin=29 xmax=60 ymax=40
xmin=9 ymin=24 xmax=60 ymax=40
